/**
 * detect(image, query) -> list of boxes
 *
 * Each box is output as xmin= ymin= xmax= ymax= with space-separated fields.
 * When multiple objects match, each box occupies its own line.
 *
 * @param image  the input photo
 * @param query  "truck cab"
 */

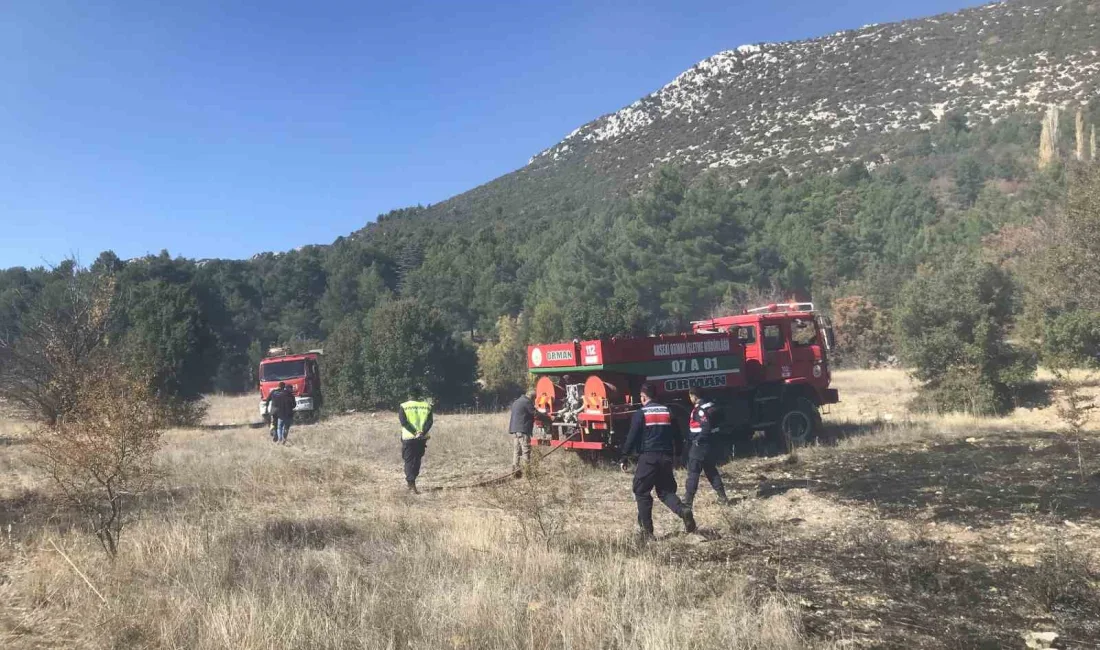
xmin=691 ymin=302 xmax=838 ymax=409
xmin=258 ymin=349 xmax=323 ymax=422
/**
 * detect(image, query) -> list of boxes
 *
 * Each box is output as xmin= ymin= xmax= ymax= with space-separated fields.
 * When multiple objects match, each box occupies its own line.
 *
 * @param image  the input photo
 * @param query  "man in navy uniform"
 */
xmin=684 ymin=386 xmax=729 ymax=507
xmin=619 ymin=382 xmax=696 ymax=539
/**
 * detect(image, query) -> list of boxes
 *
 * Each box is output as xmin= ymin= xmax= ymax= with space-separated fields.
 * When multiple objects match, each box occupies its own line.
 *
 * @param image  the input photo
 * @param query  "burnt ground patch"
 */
xmin=737 ymin=430 xmax=1100 ymax=528
xmin=683 ymin=520 xmax=1100 ymax=648
xmin=689 ymin=427 xmax=1100 ymax=647
xmin=813 ymin=432 xmax=1100 ymax=526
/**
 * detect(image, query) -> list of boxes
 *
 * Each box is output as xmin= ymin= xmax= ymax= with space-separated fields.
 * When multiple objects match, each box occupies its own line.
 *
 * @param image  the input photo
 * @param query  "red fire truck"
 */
xmin=528 ymin=303 xmax=837 ymax=454
xmin=258 ymin=348 xmax=324 ymax=423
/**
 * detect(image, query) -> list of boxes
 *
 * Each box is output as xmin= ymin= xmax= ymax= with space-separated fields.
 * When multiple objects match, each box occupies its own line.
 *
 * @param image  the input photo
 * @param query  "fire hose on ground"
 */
xmin=423 ymin=427 xmax=583 ymax=492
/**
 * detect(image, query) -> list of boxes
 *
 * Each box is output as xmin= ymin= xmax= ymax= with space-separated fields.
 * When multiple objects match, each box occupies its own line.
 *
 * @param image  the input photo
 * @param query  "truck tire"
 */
xmin=779 ymin=396 xmax=822 ymax=451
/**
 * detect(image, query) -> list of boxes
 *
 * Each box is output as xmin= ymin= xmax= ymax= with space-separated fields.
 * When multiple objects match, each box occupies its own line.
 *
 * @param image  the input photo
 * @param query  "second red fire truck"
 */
xmin=528 ymin=303 xmax=838 ymax=455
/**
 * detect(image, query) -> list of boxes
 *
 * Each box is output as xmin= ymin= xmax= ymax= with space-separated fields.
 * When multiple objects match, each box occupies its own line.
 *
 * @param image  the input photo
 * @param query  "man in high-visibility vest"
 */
xmin=398 ymin=396 xmax=434 ymax=494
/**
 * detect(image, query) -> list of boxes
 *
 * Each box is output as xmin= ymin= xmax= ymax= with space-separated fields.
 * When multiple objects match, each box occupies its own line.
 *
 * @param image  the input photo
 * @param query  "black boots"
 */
xmin=681 ymin=507 xmax=697 ymax=533
xmin=406 ymin=481 xmax=419 ymax=495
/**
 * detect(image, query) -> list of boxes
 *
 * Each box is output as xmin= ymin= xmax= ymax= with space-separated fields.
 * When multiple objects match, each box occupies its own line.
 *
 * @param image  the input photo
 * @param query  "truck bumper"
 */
xmin=259 ymin=397 xmax=315 ymax=418
xmin=531 ymin=438 xmax=606 ymax=451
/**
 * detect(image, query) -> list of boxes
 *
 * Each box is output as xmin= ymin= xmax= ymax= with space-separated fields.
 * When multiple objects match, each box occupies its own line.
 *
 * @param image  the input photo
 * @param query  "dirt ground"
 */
xmin=1 ymin=370 xmax=1098 ymax=649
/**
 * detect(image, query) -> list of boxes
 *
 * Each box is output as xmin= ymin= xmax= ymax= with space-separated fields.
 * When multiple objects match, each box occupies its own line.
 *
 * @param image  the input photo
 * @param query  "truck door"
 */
xmin=762 ymin=322 xmax=793 ymax=382
xmin=788 ymin=317 xmax=820 ymax=380
xmin=306 ymin=360 xmax=321 ymax=395
xmin=737 ymin=325 xmax=764 ymax=384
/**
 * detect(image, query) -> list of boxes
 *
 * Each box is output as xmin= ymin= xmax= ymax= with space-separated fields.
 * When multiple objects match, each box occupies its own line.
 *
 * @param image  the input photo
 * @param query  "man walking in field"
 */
xmin=398 ymin=396 xmax=434 ymax=494
xmin=684 ymin=387 xmax=729 ymax=507
xmin=619 ymin=383 xmax=696 ymax=539
xmin=508 ymin=388 xmax=548 ymax=476
xmin=266 ymin=381 xmax=296 ymax=444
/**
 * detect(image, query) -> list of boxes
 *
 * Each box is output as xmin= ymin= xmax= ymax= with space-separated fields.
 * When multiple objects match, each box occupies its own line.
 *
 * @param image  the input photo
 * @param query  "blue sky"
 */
xmin=1 ymin=0 xmax=981 ymax=268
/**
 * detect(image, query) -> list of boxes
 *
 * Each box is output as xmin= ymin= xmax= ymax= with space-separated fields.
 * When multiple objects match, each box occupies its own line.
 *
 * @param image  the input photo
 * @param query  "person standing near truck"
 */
xmin=266 ymin=381 xmax=296 ymax=444
xmin=508 ymin=388 xmax=548 ymax=476
xmin=619 ymin=383 xmax=696 ymax=539
xmin=398 ymin=396 xmax=434 ymax=494
xmin=684 ymin=387 xmax=729 ymax=507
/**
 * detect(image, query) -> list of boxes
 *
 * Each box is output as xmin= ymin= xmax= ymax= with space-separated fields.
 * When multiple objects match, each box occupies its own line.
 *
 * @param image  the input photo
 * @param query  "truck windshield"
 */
xmin=791 ymin=319 xmax=818 ymax=346
xmin=261 ymin=360 xmax=306 ymax=381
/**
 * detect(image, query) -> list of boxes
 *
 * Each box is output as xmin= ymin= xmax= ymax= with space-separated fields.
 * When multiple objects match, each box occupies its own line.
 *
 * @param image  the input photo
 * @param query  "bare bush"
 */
xmin=31 ymin=373 xmax=165 ymax=557
xmin=1051 ymin=369 xmax=1097 ymax=481
xmin=1023 ymin=544 xmax=1100 ymax=621
xmin=830 ymin=295 xmax=895 ymax=368
xmin=0 ymin=267 xmax=115 ymax=425
xmin=485 ymin=459 xmax=583 ymax=549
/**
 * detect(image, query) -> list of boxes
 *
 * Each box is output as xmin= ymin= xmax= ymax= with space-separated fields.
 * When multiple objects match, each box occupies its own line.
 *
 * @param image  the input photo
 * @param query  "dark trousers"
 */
xmin=401 ymin=438 xmax=427 ymax=484
xmin=684 ymin=453 xmax=726 ymax=505
xmin=632 ymin=452 xmax=685 ymax=533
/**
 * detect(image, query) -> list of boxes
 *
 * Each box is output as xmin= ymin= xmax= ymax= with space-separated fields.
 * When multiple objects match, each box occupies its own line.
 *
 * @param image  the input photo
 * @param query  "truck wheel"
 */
xmin=779 ymin=396 xmax=821 ymax=451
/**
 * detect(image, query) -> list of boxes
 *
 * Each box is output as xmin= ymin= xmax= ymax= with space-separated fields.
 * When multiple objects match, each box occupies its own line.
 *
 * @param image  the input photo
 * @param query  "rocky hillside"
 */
xmin=528 ymin=0 xmax=1099 ymax=183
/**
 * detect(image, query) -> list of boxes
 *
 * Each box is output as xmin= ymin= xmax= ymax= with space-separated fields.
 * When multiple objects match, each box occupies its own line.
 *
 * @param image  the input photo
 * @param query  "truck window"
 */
xmin=763 ymin=324 xmax=784 ymax=351
xmin=261 ymin=360 xmax=306 ymax=381
xmin=737 ymin=326 xmax=756 ymax=343
xmin=791 ymin=319 xmax=817 ymax=346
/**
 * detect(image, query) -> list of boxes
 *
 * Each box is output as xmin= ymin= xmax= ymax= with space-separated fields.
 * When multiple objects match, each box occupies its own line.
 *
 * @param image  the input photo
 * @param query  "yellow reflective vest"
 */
xmin=399 ymin=400 xmax=434 ymax=440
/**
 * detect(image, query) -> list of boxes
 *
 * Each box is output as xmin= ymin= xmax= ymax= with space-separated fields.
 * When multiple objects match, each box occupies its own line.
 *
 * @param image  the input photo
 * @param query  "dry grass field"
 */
xmin=1 ymin=370 xmax=1098 ymax=649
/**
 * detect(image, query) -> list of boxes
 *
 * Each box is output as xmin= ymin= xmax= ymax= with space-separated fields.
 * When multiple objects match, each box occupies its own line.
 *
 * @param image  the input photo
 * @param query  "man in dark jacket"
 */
xmin=508 ymin=388 xmax=548 ymax=475
xmin=266 ymin=382 xmax=296 ymax=444
xmin=620 ymin=383 xmax=696 ymax=538
xmin=684 ymin=387 xmax=729 ymax=507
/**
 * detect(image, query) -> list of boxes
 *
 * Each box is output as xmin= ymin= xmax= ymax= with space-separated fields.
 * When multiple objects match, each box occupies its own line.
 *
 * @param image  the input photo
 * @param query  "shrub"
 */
xmin=1021 ymin=167 xmax=1100 ymax=335
xmin=477 ymin=314 xmax=530 ymax=405
xmin=485 ymin=459 xmax=582 ymax=549
xmin=896 ymin=259 xmax=1035 ymax=415
xmin=31 ymin=369 xmax=165 ymax=557
xmin=321 ymin=318 xmax=368 ymax=412
xmin=361 ymin=298 xmax=477 ymax=409
xmin=830 ymin=295 xmax=895 ymax=367
xmin=0 ymin=266 xmax=114 ymax=424
xmin=1042 ymin=310 xmax=1100 ymax=369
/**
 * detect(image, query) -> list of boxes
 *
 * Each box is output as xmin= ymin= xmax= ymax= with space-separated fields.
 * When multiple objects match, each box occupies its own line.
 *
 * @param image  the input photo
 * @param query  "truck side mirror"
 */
xmin=814 ymin=315 xmax=835 ymax=352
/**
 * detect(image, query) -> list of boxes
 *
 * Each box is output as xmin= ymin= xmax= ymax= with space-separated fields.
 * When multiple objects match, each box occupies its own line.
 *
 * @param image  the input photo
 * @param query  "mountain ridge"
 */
xmin=524 ymin=0 xmax=1098 ymax=181
xmin=348 ymin=0 xmax=1098 ymax=240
